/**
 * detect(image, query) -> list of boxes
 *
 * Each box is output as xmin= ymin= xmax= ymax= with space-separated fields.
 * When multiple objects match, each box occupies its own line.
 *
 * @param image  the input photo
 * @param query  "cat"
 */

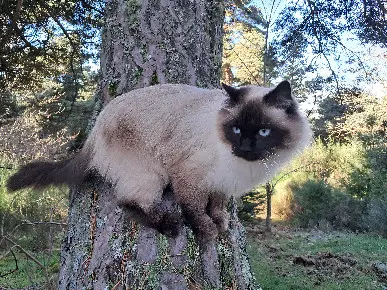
xmin=7 ymin=81 xmax=312 ymax=239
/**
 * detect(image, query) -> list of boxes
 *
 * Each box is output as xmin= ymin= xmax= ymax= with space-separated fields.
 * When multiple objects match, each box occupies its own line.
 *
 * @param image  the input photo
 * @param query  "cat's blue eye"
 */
xmin=232 ymin=127 xmax=241 ymax=134
xmin=258 ymin=128 xmax=271 ymax=137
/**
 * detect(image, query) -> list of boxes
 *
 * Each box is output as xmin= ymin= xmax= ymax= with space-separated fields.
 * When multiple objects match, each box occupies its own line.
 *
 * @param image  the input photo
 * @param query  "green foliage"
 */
xmin=223 ymin=22 xmax=265 ymax=85
xmin=222 ymin=2 xmax=267 ymax=85
xmin=0 ymin=167 xmax=67 ymax=250
xmin=238 ymin=189 xmax=265 ymax=221
xmin=269 ymin=0 xmax=387 ymax=103
xmin=273 ymin=0 xmax=387 ymax=60
xmin=225 ymin=0 xmax=267 ymax=32
xmin=309 ymin=89 xmax=387 ymax=222
xmin=0 ymin=114 xmax=70 ymax=164
xmin=0 ymin=8 xmax=97 ymax=283
xmin=0 ymin=166 xmax=65 ymax=288
xmin=365 ymin=195 xmax=387 ymax=237
xmin=0 ymin=66 xmax=96 ymax=162
xmin=0 ymin=93 xmax=20 ymax=125
xmin=29 ymin=92 xmax=95 ymax=146
xmin=343 ymin=145 xmax=386 ymax=200
xmin=0 ymin=0 xmax=103 ymax=92
xmin=289 ymin=138 xmax=366 ymax=187
xmin=272 ymin=137 xmax=386 ymax=233
xmin=0 ymin=167 xmax=11 ymax=213
xmin=0 ymin=250 xmax=60 ymax=288
xmin=290 ymin=180 xmax=366 ymax=231
xmin=314 ymin=88 xmax=387 ymax=144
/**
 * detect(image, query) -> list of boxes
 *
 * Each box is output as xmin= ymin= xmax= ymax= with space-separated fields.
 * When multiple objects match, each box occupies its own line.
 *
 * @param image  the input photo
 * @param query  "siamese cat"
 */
xmin=7 ymin=81 xmax=312 ymax=239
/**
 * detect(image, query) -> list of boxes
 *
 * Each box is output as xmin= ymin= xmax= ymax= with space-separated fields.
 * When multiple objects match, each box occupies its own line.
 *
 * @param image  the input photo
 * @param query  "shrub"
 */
xmin=272 ymin=180 xmax=297 ymax=221
xmin=290 ymin=180 xmax=366 ymax=231
xmin=1 ymin=159 xmax=68 ymax=251
xmin=364 ymin=195 xmax=387 ymax=237
xmin=290 ymin=138 xmax=366 ymax=188
xmin=270 ymin=138 xmax=387 ymax=233
xmin=238 ymin=189 xmax=266 ymax=221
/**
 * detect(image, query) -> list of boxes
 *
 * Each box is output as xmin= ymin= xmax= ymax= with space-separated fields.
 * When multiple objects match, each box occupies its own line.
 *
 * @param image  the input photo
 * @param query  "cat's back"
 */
xmin=91 ymin=84 xmax=225 ymax=153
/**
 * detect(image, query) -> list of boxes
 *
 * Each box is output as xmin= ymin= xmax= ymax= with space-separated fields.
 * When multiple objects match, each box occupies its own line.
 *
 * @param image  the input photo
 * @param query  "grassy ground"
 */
xmin=246 ymin=223 xmax=387 ymax=290
xmin=0 ymin=250 xmax=60 ymax=289
xmin=1 ymin=225 xmax=386 ymax=289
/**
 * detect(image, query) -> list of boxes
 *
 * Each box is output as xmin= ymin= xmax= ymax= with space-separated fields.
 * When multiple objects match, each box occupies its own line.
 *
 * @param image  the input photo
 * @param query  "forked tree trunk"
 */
xmin=59 ymin=0 xmax=260 ymax=289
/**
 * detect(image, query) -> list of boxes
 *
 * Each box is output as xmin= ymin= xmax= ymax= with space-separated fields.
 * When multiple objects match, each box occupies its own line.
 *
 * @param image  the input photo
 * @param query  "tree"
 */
xmin=313 ymin=86 xmax=387 ymax=143
xmin=0 ymin=0 xmax=103 ymax=147
xmin=0 ymin=0 xmax=102 ymax=95
xmin=270 ymin=0 xmax=387 ymax=94
xmin=222 ymin=2 xmax=267 ymax=85
xmin=223 ymin=21 xmax=265 ymax=85
xmin=58 ymin=1 xmax=259 ymax=289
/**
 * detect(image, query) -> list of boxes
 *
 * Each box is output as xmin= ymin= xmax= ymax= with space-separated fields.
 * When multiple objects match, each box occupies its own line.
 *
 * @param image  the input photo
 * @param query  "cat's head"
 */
xmin=218 ymin=81 xmax=312 ymax=162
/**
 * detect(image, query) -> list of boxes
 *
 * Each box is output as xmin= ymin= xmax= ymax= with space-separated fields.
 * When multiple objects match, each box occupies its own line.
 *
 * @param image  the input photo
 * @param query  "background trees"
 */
xmin=0 ymin=0 xmax=102 ymax=91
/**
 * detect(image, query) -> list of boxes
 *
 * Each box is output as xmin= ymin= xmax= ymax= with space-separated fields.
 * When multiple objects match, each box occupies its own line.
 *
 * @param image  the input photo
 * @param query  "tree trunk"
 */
xmin=59 ymin=0 xmax=260 ymax=289
xmin=265 ymin=183 xmax=272 ymax=233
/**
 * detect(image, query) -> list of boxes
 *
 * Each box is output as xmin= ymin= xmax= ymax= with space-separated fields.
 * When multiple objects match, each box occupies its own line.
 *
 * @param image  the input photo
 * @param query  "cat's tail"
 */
xmin=6 ymin=152 xmax=90 ymax=192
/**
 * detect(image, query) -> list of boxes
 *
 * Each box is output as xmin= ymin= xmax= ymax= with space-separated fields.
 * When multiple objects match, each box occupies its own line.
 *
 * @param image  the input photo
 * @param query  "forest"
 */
xmin=0 ymin=0 xmax=386 ymax=289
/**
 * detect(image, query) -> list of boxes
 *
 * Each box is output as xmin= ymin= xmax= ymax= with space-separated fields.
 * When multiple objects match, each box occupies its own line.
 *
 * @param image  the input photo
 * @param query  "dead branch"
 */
xmin=1 ymin=235 xmax=50 ymax=285
xmin=0 ymin=249 xmax=18 ymax=278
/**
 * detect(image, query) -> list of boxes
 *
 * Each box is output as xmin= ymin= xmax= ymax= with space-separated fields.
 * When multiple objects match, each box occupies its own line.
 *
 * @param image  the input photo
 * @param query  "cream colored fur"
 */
xmin=83 ymin=84 xmax=312 ymax=214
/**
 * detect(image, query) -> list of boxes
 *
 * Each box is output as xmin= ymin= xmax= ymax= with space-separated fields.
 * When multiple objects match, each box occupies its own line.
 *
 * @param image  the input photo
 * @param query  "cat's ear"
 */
xmin=222 ymin=83 xmax=242 ymax=105
xmin=263 ymin=81 xmax=297 ymax=114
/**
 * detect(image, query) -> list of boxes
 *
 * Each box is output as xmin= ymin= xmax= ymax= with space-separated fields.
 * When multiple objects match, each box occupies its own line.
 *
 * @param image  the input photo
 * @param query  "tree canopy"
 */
xmin=271 ymin=0 xmax=387 ymax=91
xmin=0 ymin=0 xmax=103 ymax=93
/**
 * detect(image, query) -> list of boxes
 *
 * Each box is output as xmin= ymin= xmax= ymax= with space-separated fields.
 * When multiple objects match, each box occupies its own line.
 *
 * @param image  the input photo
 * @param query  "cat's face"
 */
xmin=218 ymin=81 xmax=310 ymax=162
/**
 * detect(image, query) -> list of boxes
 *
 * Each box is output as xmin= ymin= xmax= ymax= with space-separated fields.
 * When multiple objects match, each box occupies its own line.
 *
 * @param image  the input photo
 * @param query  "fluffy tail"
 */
xmin=6 ymin=154 xmax=89 ymax=192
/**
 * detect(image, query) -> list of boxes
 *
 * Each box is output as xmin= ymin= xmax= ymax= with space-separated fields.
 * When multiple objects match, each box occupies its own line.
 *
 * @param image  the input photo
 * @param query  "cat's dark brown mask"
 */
xmin=220 ymin=81 xmax=301 ymax=162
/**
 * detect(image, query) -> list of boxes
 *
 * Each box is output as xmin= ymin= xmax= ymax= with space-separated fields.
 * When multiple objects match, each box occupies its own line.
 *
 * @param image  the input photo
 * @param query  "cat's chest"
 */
xmin=202 ymin=147 xmax=270 ymax=197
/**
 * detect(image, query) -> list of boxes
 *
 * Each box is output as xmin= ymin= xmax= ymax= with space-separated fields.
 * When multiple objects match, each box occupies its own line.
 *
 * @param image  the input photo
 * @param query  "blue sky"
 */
xmin=252 ymin=0 xmax=387 ymax=98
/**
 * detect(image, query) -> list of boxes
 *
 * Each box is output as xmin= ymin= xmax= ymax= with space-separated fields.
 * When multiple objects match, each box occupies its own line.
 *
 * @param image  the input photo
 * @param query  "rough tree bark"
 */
xmin=59 ymin=0 xmax=260 ymax=289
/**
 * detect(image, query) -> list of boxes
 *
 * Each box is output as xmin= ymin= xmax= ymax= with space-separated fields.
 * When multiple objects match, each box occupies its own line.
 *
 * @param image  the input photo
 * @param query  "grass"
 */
xmin=0 ymin=164 xmax=67 ymax=289
xmin=0 ymin=228 xmax=386 ymax=289
xmin=0 ymin=250 xmax=60 ymax=288
xmin=246 ymin=225 xmax=387 ymax=290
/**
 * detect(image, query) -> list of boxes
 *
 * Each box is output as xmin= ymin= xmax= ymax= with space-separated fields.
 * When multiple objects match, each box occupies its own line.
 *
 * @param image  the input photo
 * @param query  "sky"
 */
xmin=252 ymin=0 xmax=387 ymax=98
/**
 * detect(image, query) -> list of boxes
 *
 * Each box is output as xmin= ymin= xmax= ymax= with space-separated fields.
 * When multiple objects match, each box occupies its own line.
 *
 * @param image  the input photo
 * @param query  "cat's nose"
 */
xmin=240 ymin=138 xmax=252 ymax=152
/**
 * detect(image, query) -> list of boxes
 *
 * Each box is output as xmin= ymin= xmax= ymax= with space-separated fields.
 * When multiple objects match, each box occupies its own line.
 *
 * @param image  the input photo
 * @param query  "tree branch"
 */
xmin=231 ymin=48 xmax=262 ymax=85
xmin=80 ymin=0 xmax=104 ymax=16
xmin=1 ymin=236 xmax=50 ymax=284
xmin=0 ymin=0 xmax=24 ymax=48
xmin=304 ymin=0 xmax=341 ymax=94
xmin=38 ymin=0 xmax=81 ymax=120
xmin=0 ymin=249 xmax=18 ymax=278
